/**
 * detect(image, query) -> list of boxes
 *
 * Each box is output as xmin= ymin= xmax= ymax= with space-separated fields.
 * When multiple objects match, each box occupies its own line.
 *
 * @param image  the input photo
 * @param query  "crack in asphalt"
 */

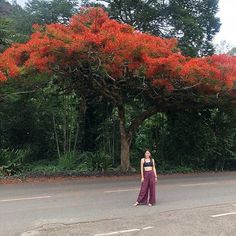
xmin=21 ymin=217 xmax=121 ymax=235
xmin=21 ymin=203 xmax=236 ymax=235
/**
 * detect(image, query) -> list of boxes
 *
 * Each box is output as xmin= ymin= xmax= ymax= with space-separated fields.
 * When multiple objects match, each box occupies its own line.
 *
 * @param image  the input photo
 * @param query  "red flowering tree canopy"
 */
xmin=0 ymin=7 xmax=236 ymax=99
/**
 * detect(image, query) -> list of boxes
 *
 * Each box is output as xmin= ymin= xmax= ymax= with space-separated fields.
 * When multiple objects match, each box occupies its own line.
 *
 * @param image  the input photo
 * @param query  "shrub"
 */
xmin=58 ymin=151 xmax=77 ymax=170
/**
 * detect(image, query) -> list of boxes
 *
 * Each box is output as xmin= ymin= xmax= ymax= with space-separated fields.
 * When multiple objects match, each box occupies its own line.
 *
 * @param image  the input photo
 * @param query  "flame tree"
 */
xmin=1 ymin=8 xmax=236 ymax=171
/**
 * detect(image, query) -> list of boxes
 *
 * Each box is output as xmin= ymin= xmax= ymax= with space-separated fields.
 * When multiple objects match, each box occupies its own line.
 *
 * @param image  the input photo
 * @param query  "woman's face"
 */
xmin=145 ymin=150 xmax=151 ymax=158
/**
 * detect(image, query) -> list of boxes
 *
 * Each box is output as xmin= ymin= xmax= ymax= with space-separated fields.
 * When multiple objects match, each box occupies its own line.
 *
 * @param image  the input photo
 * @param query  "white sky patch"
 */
xmin=213 ymin=0 xmax=236 ymax=47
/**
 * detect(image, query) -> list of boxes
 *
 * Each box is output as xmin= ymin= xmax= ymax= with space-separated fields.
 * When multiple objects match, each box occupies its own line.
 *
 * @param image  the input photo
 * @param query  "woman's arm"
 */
xmin=153 ymin=159 xmax=157 ymax=179
xmin=141 ymin=158 xmax=144 ymax=182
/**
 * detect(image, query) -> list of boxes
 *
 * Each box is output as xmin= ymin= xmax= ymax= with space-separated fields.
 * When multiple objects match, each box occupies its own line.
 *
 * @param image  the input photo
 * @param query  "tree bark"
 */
xmin=118 ymin=106 xmax=132 ymax=172
xmin=120 ymin=131 xmax=131 ymax=172
xmin=118 ymin=105 xmax=160 ymax=172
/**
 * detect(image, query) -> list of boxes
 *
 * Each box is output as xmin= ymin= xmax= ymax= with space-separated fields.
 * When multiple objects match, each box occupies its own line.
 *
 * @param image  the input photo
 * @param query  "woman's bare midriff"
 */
xmin=144 ymin=167 xmax=153 ymax=171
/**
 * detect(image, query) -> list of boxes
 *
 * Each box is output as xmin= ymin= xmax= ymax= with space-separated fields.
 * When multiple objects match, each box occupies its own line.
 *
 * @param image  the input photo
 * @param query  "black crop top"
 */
xmin=143 ymin=159 xmax=153 ymax=167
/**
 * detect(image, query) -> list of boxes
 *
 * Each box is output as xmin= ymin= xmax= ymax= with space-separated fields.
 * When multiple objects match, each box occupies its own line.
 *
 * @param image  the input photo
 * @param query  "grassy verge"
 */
xmin=0 ymin=160 xmax=220 ymax=180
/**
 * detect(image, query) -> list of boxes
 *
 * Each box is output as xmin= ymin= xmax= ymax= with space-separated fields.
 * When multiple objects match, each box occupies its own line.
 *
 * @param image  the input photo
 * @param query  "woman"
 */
xmin=134 ymin=149 xmax=157 ymax=206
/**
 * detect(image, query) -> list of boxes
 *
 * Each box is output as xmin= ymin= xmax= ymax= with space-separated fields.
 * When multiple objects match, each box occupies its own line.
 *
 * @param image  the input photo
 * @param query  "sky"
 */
xmin=214 ymin=0 xmax=236 ymax=47
xmin=10 ymin=0 xmax=236 ymax=48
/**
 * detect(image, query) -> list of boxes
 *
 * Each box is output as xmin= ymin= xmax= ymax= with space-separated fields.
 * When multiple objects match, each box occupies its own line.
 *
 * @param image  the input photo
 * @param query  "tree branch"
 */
xmin=128 ymin=105 xmax=160 ymax=139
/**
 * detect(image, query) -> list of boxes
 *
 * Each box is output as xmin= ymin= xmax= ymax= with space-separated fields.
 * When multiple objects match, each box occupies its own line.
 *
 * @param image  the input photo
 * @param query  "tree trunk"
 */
xmin=118 ymin=105 xmax=160 ymax=172
xmin=118 ymin=106 xmax=132 ymax=172
xmin=120 ymin=125 xmax=131 ymax=172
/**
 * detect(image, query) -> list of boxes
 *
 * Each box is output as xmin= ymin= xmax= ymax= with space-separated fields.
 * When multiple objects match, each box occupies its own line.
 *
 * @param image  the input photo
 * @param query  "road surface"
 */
xmin=0 ymin=172 xmax=236 ymax=236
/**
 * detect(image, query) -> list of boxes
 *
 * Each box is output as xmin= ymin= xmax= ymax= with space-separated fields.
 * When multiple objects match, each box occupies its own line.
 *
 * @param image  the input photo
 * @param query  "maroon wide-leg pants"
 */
xmin=137 ymin=170 xmax=156 ymax=205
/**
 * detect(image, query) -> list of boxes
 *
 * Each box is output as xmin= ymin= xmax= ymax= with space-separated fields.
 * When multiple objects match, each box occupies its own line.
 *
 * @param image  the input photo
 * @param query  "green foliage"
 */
xmin=78 ymin=151 xmax=112 ymax=172
xmin=0 ymin=147 xmax=31 ymax=176
xmin=0 ymin=17 xmax=10 ymax=51
xmin=228 ymin=47 xmax=236 ymax=56
xmin=0 ymin=0 xmax=79 ymax=44
xmin=25 ymin=0 xmax=78 ymax=24
xmin=8 ymin=0 xmax=218 ymax=56
xmin=23 ymin=161 xmax=59 ymax=174
xmin=92 ymin=151 xmax=112 ymax=172
xmin=158 ymin=165 xmax=195 ymax=174
xmin=50 ymin=91 xmax=80 ymax=158
xmin=130 ymin=113 xmax=165 ymax=168
xmin=7 ymin=4 xmax=31 ymax=42
xmin=167 ymin=0 xmax=220 ymax=56
xmin=96 ymin=107 xmax=120 ymax=166
xmin=0 ymin=84 xmax=53 ymax=161
xmin=132 ymin=108 xmax=236 ymax=172
xmin=77 ymin=98 xmax=113 ymax=153
xmin=94 ymin=0 xmax=220 ymax=56
xmin=58 ymin=151 xmax=77 ymax=170
xmin=105 ymin=0 xmax=165 ymax=34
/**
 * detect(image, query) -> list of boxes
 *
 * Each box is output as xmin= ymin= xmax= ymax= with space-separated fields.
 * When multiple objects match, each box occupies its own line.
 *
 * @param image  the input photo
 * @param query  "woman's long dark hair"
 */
xmin=144 ymin=149 xmax=153 ymax=163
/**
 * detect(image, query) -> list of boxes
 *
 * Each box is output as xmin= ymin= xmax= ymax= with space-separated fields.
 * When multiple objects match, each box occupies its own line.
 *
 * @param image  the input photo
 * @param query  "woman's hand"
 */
xmin=155 ymin=177 xmax=157 ymax=182
xmin=141 ymin=177 xmax=144 ymax=182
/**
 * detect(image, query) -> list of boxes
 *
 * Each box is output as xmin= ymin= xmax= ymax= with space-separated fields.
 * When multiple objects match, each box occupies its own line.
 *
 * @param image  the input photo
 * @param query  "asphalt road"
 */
xmin=0 ymin=172 xmax=236 ymax=236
